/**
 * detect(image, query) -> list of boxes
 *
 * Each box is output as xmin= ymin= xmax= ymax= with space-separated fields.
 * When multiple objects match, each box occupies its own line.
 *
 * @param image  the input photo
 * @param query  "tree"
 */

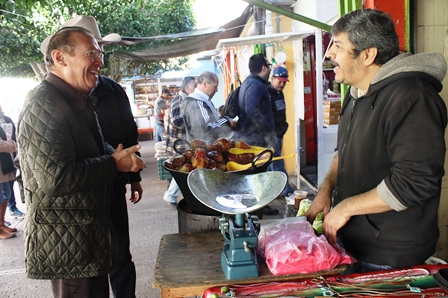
xmin=0 ymin=0 xmax=196 ymax=78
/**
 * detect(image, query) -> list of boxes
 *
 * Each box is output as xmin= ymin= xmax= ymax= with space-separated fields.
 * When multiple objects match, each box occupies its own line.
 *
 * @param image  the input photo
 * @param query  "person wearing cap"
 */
xmin=19 ymin=26 xmax=145 ymax=298
xmin=39 ymin=16 xmax=143 ymax=297
xmin=154 ymin=88 xmax=171 ymax=142
xmin=267 ymin=66 xmax=295 ymax=198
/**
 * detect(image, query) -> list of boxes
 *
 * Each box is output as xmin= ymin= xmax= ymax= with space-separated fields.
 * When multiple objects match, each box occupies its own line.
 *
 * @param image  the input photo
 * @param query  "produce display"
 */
xmin=163 ymin=138 xmax=267 ymax=173
xmin=297 ymin=198 xmax=323 ymax=234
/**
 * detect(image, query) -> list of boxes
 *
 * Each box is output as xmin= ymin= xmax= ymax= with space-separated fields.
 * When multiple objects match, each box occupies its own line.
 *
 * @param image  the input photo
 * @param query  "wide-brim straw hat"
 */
xmin=40 ymin=15 xmax=122 ymax=54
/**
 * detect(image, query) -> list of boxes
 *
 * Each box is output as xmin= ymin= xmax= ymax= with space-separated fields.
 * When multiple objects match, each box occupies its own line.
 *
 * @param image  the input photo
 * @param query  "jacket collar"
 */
xmin=46 ymin=72 xmax=97 ymax=110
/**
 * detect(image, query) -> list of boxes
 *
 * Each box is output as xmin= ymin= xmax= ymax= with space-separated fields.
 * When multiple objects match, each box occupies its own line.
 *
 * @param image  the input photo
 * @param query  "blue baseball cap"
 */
xmin=272 ymin=66 xmax=289 ymax=82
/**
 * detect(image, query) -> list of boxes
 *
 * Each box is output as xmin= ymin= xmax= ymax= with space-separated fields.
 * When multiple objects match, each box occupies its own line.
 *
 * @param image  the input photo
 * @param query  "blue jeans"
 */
xmin=7 ymin=180 xmax=17 ymax=210
xmin=163 ymin=179 xmax=181 ymax=204
xmin=267 ymin=136 xmax=294 ymax=196
xmin=0 ymin=182 xmax=11 ymax=204
xmin=155 ymin=120 xmax=164 ymax=142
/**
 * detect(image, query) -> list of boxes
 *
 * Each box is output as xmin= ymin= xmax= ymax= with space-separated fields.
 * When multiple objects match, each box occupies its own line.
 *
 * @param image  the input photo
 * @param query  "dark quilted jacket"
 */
xmin=17 ymin=77 xmax=118 ymax=279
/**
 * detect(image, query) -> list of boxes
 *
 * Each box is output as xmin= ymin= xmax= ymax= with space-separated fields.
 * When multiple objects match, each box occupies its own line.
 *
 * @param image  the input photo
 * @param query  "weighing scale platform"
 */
xmin=152 ymin=231 xmax=345 ymax=298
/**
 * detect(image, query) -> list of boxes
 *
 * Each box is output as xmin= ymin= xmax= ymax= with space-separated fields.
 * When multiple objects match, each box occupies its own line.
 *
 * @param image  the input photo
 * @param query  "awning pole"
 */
xmin=242 ymin=0 xmax=332 ymax=32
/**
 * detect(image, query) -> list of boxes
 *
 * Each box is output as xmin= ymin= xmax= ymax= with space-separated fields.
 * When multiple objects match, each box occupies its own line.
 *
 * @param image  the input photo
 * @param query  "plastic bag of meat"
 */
xmin=258 ymin=217 xmax=355 ymax=276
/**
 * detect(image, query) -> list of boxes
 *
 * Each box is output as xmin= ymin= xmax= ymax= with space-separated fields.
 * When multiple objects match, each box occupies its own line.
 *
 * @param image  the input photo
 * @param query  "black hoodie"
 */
xmin=335 ymin=52 xmax=447 ymax=267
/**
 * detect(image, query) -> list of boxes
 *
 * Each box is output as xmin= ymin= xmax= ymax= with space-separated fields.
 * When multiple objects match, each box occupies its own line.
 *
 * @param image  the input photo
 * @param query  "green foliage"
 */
xmin=0 ymin=0 xmax=196 ymax=78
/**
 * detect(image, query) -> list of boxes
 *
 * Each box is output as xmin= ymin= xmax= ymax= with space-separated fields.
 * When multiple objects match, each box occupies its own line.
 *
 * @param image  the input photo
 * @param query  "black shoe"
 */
xmin=262 ymin=205 xmax=279 ymax=215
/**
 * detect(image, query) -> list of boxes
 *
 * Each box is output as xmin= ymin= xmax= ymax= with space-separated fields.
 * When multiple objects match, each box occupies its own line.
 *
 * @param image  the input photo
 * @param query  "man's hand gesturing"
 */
xmin=112 ymin=144 xmax=146 ymax=172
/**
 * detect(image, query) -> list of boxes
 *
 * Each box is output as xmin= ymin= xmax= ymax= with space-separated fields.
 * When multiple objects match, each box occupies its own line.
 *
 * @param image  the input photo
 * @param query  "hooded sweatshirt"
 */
xmin=335 ymin=52 xmax=447 ymax=267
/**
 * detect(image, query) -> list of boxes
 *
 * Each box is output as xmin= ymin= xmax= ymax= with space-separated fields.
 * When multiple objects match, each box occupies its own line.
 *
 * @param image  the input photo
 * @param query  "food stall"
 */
xmin=154 ymin=140 xmax=352 ymax=296
xmin=152 ymin=2 xmax=448 ymax=296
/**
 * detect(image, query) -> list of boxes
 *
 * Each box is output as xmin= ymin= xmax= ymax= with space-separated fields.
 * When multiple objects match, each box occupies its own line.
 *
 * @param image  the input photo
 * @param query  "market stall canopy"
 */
xmin=113 ymin=5 xmax=252 ymax=61
xmin=216 ymin=31 xmax=313 ymax=49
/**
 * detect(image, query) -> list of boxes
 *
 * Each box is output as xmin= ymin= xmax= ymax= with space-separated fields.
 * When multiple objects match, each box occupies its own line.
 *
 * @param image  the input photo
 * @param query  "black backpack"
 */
xmin=220 ymin=86 xmax=241 ymax=119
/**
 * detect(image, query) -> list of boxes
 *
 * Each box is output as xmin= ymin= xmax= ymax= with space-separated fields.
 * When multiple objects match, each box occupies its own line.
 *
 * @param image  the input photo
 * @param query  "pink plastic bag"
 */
xmin=258 ymin=217 xmax=354 ymax=276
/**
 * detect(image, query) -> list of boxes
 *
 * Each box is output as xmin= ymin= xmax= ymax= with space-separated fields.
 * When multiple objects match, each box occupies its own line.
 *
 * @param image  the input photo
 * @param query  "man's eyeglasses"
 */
xmin=265 ymin=63 xmax=272 ymax=68
xmin=74 ymin=48 xmax=105 ymax=61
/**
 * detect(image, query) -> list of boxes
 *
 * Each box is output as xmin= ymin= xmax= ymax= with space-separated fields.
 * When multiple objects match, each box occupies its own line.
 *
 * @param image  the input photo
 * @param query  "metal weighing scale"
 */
xmin=187 ymin=169 xmax=287 ymax=280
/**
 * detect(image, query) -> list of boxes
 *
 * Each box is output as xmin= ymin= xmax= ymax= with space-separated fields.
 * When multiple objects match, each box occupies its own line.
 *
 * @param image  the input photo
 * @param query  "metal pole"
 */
xmin=241 ymin=0 xmax=332 ymax=32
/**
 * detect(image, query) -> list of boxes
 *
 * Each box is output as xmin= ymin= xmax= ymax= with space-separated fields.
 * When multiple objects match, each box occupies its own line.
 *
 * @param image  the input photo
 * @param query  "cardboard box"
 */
xmin=323 ymin=106 xmax=341 ymax=114
xmin=323 ymin=112 xmax=340 ymax=120
xmin=323 ymin=117 xmax=339 ymax=125
xmin=323 ymin=100 xmax=341 ymax=108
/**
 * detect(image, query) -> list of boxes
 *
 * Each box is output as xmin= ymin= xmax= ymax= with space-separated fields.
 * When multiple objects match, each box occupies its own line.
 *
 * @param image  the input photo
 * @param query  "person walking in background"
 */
xmin=0 ymin=125 xmax=17 ymax=239
xmin=0 ymin=105 xmax=24 ymax=219
xmin=267 ymin=66 xmax=295 ymax=198
xmin=305 ymin=9 xmax=447 ymax=273
xmin=19 ymin=26 xmax=145 ymax=297
xmin=237 ymin=53 xmax=275 ymax=148
xmin=163 ymin=76 xmax=196 ymax=209
xmin=181 ymin=71 xmax=237 ymax=143
xmin=237 ymin=54 xmax=277 ymax=215
xmin=39 ymin=15 xmax=143 ymax=298
xmin=154 ymin=88 xmax=171 ymax=142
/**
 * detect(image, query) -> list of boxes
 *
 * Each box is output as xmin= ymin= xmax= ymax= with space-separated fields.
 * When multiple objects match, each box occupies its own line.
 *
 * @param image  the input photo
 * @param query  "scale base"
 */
xmin=221 ymin=246 xmax=259 ymax=280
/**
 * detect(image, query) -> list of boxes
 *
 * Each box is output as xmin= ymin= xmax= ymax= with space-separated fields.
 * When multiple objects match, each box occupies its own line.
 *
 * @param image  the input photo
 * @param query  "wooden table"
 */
xmin=152 ymin=231 xmax=345 ymax=298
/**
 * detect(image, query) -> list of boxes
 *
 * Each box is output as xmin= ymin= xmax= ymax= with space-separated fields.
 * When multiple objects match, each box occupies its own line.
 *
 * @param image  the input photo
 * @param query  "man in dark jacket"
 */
xmin=19 ymin=26 xmax=145 ymax=297
xmin=40 ymin=16 xmax=143 ymax=297
xmin=305 ymin=9 xmax=447 ymax=273
xmin=237 ymin=53 xmax=275 ymax=148
xmin=92 ymin=75 xmax=142 ymax=298
xmin=237 ymin=54 xmax=278 ymax=215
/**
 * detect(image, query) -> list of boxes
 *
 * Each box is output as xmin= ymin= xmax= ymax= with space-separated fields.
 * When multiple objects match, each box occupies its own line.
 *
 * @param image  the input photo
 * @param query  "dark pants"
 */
xmin=51 ymin=275 xmax=109 ymax=298
xmin=267 ymin=136 xmax=295 ymax=196
xmin=342 ymin=261 xmax=394 ymax=274
xmin=109 ymin=182 xmax=136 ymax=298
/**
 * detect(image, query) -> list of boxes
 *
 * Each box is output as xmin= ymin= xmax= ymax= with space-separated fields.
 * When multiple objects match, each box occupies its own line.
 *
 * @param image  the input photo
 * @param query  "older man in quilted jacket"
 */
xmin=17 ymin=27 xmax=145 ymax=298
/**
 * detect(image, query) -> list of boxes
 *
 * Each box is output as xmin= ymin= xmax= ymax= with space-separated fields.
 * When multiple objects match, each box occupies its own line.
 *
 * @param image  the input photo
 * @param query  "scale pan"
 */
xmin=187 ymin=169 xmax=287 ymax=215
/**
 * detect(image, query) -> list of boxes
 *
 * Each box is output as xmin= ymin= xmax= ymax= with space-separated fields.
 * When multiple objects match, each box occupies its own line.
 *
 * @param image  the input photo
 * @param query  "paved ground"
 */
xmin=0 ymin=139 xmax=309 ymax=297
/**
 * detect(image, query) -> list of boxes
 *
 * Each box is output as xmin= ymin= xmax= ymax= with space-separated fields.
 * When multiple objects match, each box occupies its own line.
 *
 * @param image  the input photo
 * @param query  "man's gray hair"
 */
xmin=197 ymin=71 xmax=218 ymax=85
xmin=332 ymin=9 xmax=399 ymax=65
xmin=44 ymin=26 xmax=94 ymax=71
